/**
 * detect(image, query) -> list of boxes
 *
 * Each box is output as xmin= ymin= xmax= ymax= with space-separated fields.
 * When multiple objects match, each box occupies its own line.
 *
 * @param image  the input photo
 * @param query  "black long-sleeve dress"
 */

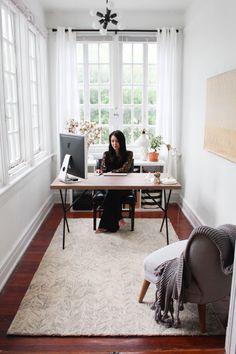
xmin=98 ymin=150 xmax=133 ymax=232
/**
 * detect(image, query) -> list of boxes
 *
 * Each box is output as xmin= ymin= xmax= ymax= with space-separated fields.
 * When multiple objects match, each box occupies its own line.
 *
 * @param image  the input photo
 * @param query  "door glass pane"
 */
xmin=148 ymin=107 xmax=156 ymax=125
xmin=90 ymin=107 xmax=99 ymax=123
xmin=100 ymin=64 xmax=109 ymax=83
xmin=88 ymin=43 xmax=98 ymax=62
xmin=123 ymin=108 xmax=131 ymax=124
xmin=148 ymin=65 xmax=157 ymax=84
xmin=133 ymin=87 xmax=142 ymax=104
xmin=100 ymin=43 xmax=109 ymax=63
xmin=101 ymin=127 xmax=109 ymax=144
xmin=133 ymin=106 xmax=142 ymax=124
xmin=89 ymin=64 xmax=98 ymax=83
xmin=148 ymin=43 xmax=157 ymax=64
xmin=133 ymin=64 xmax=143 ymax=84
xmin=90 ymin=87 xmax=98 ymax=104
xmin=133 ymin=43 xmax=143 ymax=63
xmin=100 ymin=87 xmax=109 ymax=104
xmin=123 ymin=64 xmax=132 ymax=84
xmin=77 ymin=65 xmax=84 ymax=82
xmin=101 ymin=108 xmax=109 ymax=124
xmin=123 ymin=87 xmax=131 ymax=104
xmin=148 ymin=88 xmax=156 ymax=104
xmin=123 ymin=43 xmax=132 ymax=63
xmin=123 ymin=127 xmax=131 ymax=144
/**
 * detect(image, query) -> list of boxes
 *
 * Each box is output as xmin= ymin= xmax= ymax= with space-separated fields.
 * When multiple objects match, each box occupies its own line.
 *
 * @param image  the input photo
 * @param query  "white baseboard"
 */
xmin=0 ymin=194 xmax=55 ymax=292
xmin=178 ymin=194 xmax=203 ymax=228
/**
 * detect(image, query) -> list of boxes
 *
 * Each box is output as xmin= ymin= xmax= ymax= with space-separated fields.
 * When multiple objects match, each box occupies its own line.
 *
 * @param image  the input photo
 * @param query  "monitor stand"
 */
xmin=58 ymin=154 xmax=80 ymax=183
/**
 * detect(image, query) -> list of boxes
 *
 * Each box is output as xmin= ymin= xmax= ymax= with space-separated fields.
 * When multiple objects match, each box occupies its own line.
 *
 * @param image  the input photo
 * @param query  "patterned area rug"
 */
xmin=7 ymin=219 xmax=225 ymax=336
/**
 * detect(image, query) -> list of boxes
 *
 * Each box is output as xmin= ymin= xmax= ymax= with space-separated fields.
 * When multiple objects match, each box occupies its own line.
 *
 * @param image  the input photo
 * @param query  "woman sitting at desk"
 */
xmin=95 ymin=130 xmax=133 ymax=234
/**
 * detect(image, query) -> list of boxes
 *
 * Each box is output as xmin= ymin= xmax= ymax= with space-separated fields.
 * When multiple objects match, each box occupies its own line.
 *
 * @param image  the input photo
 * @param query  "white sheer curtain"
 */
xmin=49 ymin=27 xmax=79 ymax=163
xmin=157 ymin=28 xmax=182 ymax=178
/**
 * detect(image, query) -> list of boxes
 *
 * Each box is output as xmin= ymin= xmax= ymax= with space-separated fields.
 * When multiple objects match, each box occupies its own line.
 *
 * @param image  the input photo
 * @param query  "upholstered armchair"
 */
xmin=138 ymin=224 xmax=236 ymax=333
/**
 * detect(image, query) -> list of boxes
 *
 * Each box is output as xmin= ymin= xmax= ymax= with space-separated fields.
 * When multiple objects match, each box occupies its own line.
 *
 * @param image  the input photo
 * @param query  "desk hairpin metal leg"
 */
xmin=144 ymin=189 xmax=172 ymax=245
xmin=59 ymin=189 xmax=88 ymax=249
xmin=160 ymin=189 xmax=172 ymax=245
xmin=59 ymin=189 xmax=70 ymax=249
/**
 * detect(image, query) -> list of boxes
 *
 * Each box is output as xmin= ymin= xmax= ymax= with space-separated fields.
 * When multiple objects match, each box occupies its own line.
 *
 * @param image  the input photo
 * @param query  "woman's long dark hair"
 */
xmin=108 ymin=130 xmax=127 ymax=164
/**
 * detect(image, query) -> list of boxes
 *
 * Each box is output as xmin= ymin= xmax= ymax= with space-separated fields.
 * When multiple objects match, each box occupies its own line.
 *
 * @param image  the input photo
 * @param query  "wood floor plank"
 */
xmin=0 ymin=350 xmax=226 ymax=354
xmin=0 ymin=204 xmax=226 ymax=353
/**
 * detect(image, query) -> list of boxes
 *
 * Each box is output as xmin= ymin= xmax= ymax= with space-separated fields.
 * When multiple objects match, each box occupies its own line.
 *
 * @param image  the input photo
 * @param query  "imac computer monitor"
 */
xmin=59 ymin=133 xmax=88 ymax=183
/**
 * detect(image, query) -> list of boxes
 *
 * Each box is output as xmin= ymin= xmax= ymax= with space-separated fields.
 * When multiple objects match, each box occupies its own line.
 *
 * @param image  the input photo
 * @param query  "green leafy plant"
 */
xmin=150 ymin=135 xmax=163 ymax=151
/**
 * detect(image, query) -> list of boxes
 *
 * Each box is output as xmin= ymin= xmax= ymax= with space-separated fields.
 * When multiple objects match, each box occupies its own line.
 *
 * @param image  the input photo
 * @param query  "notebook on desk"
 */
xmin=103 ymin=172 xmax=128 ymax=176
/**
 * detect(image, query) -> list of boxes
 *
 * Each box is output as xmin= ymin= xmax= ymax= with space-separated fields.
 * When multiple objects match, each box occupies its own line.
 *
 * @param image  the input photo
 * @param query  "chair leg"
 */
xmin=93 ymin=207 xmax=97 ymax=230
xmin=138 ymin=279 xmax=150 ymax=303
xmin=129 ymin=204 xmax=132 ymax=218
xmin=131 ymin=204 xmax=135 ymax=231
xmin=198 ymin=303 xmax=206 ymax=333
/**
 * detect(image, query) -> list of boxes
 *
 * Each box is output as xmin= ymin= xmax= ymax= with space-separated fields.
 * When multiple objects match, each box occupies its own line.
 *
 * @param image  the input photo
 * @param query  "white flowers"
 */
xmin=66 ymin=119 xmax=102 ymax=145
xmin=79 ymin=121 xmax=102 ymax=145
xmin=66 ymin=119 xmax=78 ymax=134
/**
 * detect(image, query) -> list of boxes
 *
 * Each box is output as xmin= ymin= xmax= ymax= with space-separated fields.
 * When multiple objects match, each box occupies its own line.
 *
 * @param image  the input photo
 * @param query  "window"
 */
xmin=76 ymin=36 xmax=159 ymax=146
xmin=0 ymin=0 xmax=49 ymax=187
xmin=1 ymin=5 xmax=22 ymax=170
xmin=28 ymin=28 xmax=41 ymax=156
xmin=122 ymin=42 xmax=144 ymax=144
xmin=77 ymin=41 xmax=111 ymax=144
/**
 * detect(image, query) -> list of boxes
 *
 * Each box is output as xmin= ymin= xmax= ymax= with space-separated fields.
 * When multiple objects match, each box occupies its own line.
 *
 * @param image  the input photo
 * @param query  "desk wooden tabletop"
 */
xmin=50 ymin=173 xmax=181 ymax=190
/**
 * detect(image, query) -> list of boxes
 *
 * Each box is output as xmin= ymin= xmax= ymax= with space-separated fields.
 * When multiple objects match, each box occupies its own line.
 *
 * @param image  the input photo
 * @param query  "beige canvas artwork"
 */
xmin=204 ymin=68 xmax=236 ymax=163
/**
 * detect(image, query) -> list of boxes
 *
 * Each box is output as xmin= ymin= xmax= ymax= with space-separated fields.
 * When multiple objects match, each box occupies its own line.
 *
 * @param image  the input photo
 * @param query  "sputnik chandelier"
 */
xmin=90 ymin=0 xmax=124 ymax=35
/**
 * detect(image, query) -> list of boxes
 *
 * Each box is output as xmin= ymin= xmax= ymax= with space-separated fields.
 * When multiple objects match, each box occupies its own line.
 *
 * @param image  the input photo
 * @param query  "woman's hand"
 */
xmin=95 ymin=169 xmax=102 ymax=175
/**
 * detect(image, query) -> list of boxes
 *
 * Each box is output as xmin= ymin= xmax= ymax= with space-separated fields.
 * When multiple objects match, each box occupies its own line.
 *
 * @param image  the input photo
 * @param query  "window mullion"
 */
xmin=36 ymin=32 xmax=43 ymax=153
xmin=111 ymin=36 xmax=120 ymax=131
xmin=39 ymin=35 xmax=49 ymax=154
xmin=18 ymin=13 xmax=32 ymax=165
xmin=143 ymin=42 xmax=148 ymax=129
xmin=83 ymin=43 xmax=89 ymax=121
xmin=0 ymin=73 xmax=9 ymax=185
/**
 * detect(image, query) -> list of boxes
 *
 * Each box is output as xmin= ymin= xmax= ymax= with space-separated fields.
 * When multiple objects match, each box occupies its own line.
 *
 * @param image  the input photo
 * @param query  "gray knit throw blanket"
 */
xmin=152 ymin=224 xmax=236 ymax=328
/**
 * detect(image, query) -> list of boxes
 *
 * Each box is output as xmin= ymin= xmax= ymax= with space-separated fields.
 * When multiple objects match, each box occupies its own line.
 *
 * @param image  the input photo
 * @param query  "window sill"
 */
xmin=0 ymin=154 xmax=53 ymax=198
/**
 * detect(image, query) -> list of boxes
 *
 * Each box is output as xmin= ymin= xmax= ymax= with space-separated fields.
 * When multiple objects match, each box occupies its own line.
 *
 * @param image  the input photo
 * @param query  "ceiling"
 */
xmin=38 ymin=0 xmax=193 ymax=12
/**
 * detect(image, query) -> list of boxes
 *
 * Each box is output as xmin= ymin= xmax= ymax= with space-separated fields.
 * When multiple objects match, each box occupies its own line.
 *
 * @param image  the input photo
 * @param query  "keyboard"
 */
xmin=103 ymin=172 xmax=128 ymax=176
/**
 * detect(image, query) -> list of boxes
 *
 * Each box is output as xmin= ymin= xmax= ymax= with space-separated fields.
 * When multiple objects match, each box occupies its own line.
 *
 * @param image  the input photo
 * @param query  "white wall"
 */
xmin=23 ymin=0 xmax=46 ymax=30
xmin=45 ymin=10 xmax=184 ymax=29
xmin=0 ymin=1 xmax=54 ymax=290
xmin=0 ymin=158 xmax=54 ymax=289
xmin=181 ymin=0 xmax=236 ymax=227
xmin=182 ymin=2 xmax=236 ymax=352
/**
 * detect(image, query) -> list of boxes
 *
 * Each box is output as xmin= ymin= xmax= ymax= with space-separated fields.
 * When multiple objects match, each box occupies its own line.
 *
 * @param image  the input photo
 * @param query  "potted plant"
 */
xmin=148 ymin=135 xmax=163 ymax=162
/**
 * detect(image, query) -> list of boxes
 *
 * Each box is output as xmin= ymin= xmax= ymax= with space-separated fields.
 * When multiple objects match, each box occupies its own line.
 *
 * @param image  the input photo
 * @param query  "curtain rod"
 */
xmin=51 ymin=28 xmax=179 ymax=33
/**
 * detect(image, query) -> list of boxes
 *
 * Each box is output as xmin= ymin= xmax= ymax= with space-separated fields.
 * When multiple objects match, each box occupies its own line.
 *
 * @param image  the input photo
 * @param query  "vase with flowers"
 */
xmin=66 ymin=119 xmax=79 ymax=134
xmin=66 ymin=119 xmax=102 ymax=146
xmin=77 ymin=120 xmax=102 ymax=146
xmin=66 ymin=119 xmax=102 ymax=160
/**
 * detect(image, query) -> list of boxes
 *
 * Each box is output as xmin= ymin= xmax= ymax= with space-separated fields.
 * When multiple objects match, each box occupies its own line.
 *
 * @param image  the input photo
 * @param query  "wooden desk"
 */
xmin=51 ymin=173 xmax=181 ymax=249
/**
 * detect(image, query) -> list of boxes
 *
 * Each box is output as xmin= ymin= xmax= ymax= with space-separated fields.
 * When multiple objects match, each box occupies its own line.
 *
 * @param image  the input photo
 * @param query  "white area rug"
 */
xmin=8 ymin=219 xmax=225 ymax=336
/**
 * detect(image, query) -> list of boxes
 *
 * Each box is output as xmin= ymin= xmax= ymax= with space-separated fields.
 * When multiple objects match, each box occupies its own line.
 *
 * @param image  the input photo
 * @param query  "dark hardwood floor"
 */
xmin=0 ymin=204 xmax=225 ymax=353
